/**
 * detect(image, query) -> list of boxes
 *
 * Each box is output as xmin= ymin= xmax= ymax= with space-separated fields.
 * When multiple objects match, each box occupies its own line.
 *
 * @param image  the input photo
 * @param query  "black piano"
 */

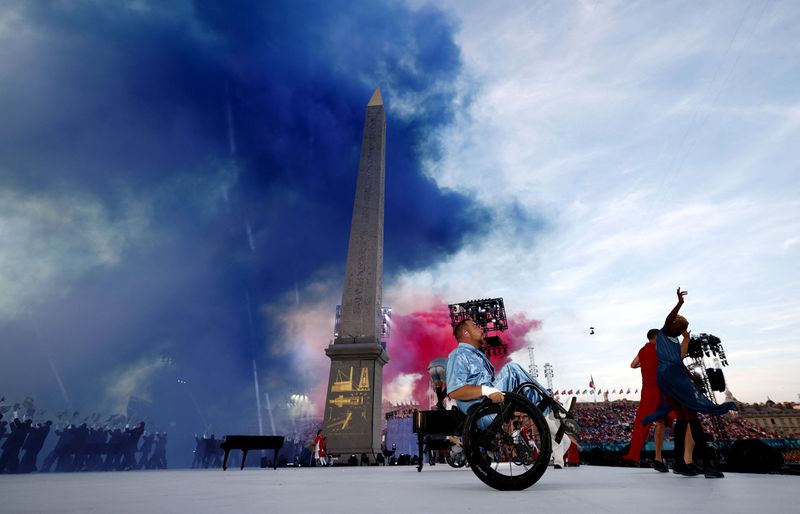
xmin=220 ymin=435 xmax=285 ymax=470
xmin=412 ymin=409 xmax=465 ymax=471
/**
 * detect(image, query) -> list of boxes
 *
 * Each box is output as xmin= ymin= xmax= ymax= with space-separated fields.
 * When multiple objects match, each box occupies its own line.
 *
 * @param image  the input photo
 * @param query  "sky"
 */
xmin=412 ymin=0 xmax=800 ymax=405
xmin=1 ymin=0 xmax=798 ymax=462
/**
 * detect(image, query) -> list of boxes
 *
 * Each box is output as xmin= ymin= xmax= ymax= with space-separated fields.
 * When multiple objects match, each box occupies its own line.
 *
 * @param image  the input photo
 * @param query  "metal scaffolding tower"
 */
xmin=527 ymin=346 xmax=539 ymax=379
xmin=543 ymin=362 xmax=554 ymax=392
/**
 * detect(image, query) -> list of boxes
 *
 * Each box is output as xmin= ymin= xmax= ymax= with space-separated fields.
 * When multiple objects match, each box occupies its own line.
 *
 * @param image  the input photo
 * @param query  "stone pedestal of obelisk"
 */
xmin=323 ymin=87 xmax=389 ymax=459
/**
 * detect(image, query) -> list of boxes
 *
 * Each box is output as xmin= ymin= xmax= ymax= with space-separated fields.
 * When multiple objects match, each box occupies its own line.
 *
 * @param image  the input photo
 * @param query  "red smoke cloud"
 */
xmin=384 ymin=303 xmax=542 ymax=407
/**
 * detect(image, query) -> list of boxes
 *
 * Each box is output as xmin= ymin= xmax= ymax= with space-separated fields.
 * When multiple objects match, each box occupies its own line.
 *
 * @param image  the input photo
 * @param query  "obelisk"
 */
xmin=323 ymin=87 xmax=389 ymax=460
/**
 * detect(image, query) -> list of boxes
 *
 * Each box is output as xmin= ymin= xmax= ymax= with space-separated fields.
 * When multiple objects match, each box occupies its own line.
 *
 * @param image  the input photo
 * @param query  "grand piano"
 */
xmin=219 ymin=435 xmax=285 ymax=470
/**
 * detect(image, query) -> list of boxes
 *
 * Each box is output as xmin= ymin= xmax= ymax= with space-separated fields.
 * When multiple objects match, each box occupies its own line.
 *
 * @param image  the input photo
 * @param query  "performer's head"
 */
xmin=453 ymin=318 xmax=484 ymax=346
xmin=646 ymin=328 xmax=659 ymax=342
xmin=665 ymin=314 xmax=689 ymax=337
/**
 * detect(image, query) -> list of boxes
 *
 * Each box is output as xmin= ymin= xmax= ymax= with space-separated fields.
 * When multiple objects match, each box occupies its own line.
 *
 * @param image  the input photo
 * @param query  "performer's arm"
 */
xmin=663 ymin=287 xmax=687 ymax=330
xmin=448 ymin=385 xmax=504 ymax=403
xmin=631 ymin=354 xmax=641 ymax=368
xmin=446 ymin=351 xmax=503 ymax=403
xmin=680 ymin=330 xmax=691 ymax=358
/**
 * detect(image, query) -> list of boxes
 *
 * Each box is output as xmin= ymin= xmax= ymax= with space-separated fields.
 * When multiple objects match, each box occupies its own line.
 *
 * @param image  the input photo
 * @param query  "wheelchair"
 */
xmin=414 ymin=381 xmax=578 ymax=491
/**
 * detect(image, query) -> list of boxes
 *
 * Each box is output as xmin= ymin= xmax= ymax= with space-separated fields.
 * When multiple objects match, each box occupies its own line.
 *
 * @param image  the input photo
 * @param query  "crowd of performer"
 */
xmin=191 ymin=434 xmax=224 ymax=468
xmin=0 ymin=413 xmax=168 ymax=474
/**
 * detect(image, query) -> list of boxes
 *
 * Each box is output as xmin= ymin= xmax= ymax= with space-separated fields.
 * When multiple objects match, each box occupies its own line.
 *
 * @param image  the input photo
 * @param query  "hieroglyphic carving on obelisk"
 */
xmin=323 ymin=87 xmax=389 ymax=459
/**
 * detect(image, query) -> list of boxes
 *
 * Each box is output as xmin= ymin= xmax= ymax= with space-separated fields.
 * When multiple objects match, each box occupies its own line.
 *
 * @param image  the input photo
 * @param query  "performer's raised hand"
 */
xmin=676 ymin=287 xmax=688 ymax=302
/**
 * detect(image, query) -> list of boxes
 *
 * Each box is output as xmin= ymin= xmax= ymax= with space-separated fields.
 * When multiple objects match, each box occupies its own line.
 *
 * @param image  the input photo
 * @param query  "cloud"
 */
xmin=1 ymin=0 xmax=797 ymax=465
xmin=0 ymin=188 xmax=150 ymax=320
xmin=0 ymin=0 xmax=492 ymax=460
xmin=392 ymin=0 xmax=800 ymax=402
xmin=103 ymin=355 xmax=168 ymax=414
xmin=384 ymin=372 xmax=423 ymax=405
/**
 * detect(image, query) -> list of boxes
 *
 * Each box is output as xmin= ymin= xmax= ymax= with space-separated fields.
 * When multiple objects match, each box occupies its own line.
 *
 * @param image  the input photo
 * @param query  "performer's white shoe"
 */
xmin=545 ymin=411 xmax=561 ymax=436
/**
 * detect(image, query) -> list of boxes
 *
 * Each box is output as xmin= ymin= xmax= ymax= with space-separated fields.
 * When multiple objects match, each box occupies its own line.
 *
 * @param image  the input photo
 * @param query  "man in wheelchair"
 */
xmin=446 ymin=319 xmax=576 ymax=470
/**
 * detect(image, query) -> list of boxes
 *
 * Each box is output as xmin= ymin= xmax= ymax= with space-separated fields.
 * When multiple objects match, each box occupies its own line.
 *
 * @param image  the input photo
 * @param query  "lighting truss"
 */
xmin=686 ymin=333 xmax=728 ymax=365
xmin=684 ymin=332 xmax=731 ymax=444
xmin=448 ymin=298 xmax=508 ymax=333
xmin=333 ymin=305 xmax=392 ymax=343
xmin=449 ymin=297 xmax=509 ymax=358
xmin=381 ymin=307 xmax=392 ymax=342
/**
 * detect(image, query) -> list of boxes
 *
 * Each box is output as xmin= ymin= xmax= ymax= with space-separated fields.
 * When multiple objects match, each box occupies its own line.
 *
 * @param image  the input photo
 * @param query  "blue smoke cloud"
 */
xmin=0 ymin=0 xmax=506 ymax=463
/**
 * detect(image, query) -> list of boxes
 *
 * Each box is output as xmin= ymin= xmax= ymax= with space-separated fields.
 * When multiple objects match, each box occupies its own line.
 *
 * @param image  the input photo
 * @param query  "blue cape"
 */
xmin=642 ymin=330 xmax=736 ymax=425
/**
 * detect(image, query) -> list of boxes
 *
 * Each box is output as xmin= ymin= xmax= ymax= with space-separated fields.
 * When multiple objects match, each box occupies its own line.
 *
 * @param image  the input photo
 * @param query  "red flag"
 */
xmin=561 ymin=390 xmax=567 ymax=395
xmin=589 ymin=375 xmax=595 ymax=389
xmin=567 ymin=389 xmax=573 ymax=395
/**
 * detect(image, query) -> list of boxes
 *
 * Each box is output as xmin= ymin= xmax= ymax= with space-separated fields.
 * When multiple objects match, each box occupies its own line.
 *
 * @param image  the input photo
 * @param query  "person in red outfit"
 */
xmin=623 ymin=329 xmax=692 ymax=471
xmin=313 ymin=430 xmax=327 ymax=466
xmin=566 ymin=434 xmax=581 ymax=466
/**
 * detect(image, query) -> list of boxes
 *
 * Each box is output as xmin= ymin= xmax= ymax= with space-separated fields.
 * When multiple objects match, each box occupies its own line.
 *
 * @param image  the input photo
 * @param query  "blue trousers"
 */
xmin=493 ymin=363 xmax=552 ymax=416
xmin=457 ymin=363 xmax=552 ymax=429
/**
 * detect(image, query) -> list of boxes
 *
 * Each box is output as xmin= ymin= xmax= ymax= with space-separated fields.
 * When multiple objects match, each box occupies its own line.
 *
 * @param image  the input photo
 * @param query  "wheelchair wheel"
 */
xmin=463 ymin=392 xmax=551 ymax=490
xmin=514 ymin=382 xmax=580 ymax=442
xmin=445 ymin=442 xmax=466 ymax=468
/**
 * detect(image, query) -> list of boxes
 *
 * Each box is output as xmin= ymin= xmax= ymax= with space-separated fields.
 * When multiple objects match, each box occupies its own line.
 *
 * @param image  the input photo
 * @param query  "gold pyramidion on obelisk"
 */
xmin=323 ymin=87 xmax=389 ymax=461
xmin=367 ymin=86 xmax=383 ymax=106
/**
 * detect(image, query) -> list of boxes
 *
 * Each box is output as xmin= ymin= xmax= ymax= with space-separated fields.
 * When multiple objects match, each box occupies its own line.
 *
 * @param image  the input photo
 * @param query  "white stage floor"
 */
xmin=1 ymin=464 xmax=795 ymax=514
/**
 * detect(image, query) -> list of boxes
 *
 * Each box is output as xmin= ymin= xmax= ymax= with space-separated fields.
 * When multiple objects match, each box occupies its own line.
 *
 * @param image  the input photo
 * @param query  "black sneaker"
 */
xmin=652 ymin=460 xmax=668 ymax=473
xmin=687 ymin=462 xmax=704 ymax=475
xmin=553 ymin=464 xmax=563 ymax=469
xmin=704 ymin=468 xmax=724 ymax=479
xmin=672 ymin=462 xmax=699 ymax=477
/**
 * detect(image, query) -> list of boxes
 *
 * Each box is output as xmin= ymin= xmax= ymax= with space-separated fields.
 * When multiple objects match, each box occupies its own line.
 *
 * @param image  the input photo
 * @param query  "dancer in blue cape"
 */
xmin=643 ymin=288 xmax=736 ymax=478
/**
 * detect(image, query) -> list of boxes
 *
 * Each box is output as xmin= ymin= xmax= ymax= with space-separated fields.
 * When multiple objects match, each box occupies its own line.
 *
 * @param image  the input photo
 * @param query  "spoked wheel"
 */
xmin=445 ymin=441 xmax=467 ymax=468
xmin=514 ymin=382 xmax=579 ymax=443
xmin=463 ymin=392 xmax=551 ymax=491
